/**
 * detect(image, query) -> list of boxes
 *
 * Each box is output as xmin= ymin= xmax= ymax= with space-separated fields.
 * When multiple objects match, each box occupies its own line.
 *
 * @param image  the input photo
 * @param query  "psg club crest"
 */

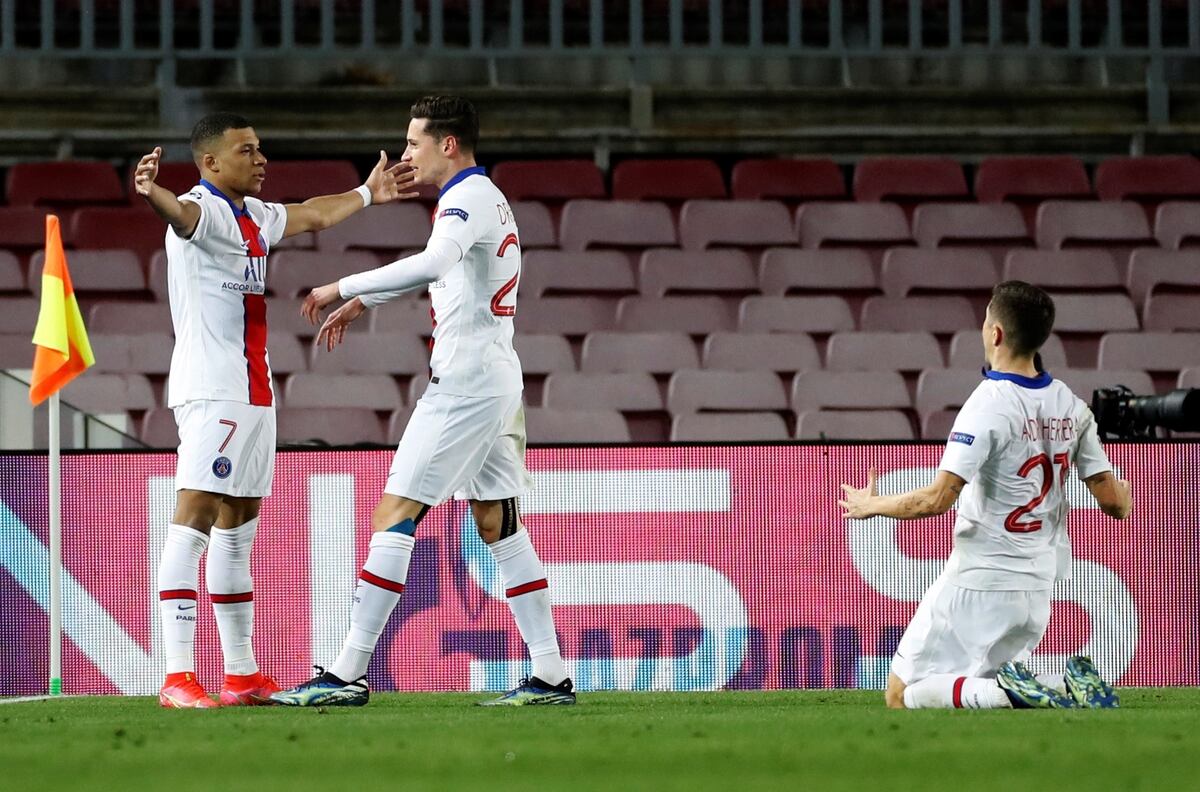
xmin=212 ymin=456 xmax=233 ymax=479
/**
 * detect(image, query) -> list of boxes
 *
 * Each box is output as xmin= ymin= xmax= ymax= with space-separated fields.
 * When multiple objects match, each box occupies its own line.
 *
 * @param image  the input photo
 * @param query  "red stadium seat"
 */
xmin=559 ymin=200 xmax=677 ymax=251
xmin=1001 ymin=249 xmax=1123 ymax=292
xmin=948 ymin=330 xmax=1068 ymax=370
xmin=974 ymin=156 xmax=1091 ymax=203
xmin=1050 ymin=294 xmax=1140 ymax=333
xmin=879 ymin=248 xmax=997 ymax=298
xmin=513 ymin=333 xmax=576 ymax=375
xmin=317 ymin=203 xmax=431 ymax=255
xmin=915 ymin=368 xmax=984 ymax=414
xmin=283 ymin=373 xmax=401 ymax=410
xmin=1142 ymin=294 xmax=1200 ymax=332
xmin=852 ymin=157 xmax=968 ymax=204
xmin=637 ymin=249 xmax=757 ymax=297
xmin=1036 ymin=201 xmax=1154 ymax=251
xmin=0 ymin=207 xmax=53 ymax=253
xmin=1154 ymin=201 xmax=1200 ymax=249
xmin=525 ymin=407 xmax=630 ymax=442
xmin=731 ymin=158 xmax=846 ymax=202
xmin=276 ymin=408 xmax=384 ymax=446
xmin=0 ymin=297 xmax=40 ymax=333
xmin=796 ymin=202 xmax=912 ymax=250
xmin=511 ymin=201 xmax=557 ymax=248
xmin=1179 ymin=368 xmax=1200 ymax=388
xmin=6 ymin=161 xmax=124 ymax=207
xmin=89 ymin=332 xmax=173 ymax=375
xmin=616 ymin=296 xmax=734 ymax=333
xmin=911 ymin=202 xmax=1031 ymax=249
xmin=921 ymin=409 xmax=959 ymax=441
xmin=702 ymin=332 xmax=821 ymax=373
xmin=520 ymin=250 xmax=636 ymax=298
xmin=88 ymin=301 xmax=173 ymax=334
xmin=139 ymin=408 xmax=179 ymax=448
xmin=671 ymin=412 xmax=789 ymax=441
xmin=366 ymin=297 xmax=436 ymax=336
xmin=826 ymin=331 xmax=944 ymax=372
xmin=126 ymin=161 xmax=196 ymax=204
xmin=516 ymin=296 xmax=618 ymax=335
xmin=270 ymin=250 xmax=381 ymax=298
xmin=1094 ymin=156 xmax=1200 ymax=203
xmin=386 ymin=406 xmax=416 ymax=444
xmin=666 ymin=369 xmax=788 ymax=413
xmin=308 ymin=333 xmax=429 ymax=375
xmin=795 ymin=410 xmax=914 ymax=440
xmin=29 ymin=249 xmax=146 ymax=296
xmin=738 ymin=296 xmax=856 ymax=334
xmin=69 ymin=206 xmax=167 ymax=265
xmin=677 ymin=200 xmax=794 ymax=250
xmin=612 ymin=159 xmax=726 ymax=201
xmin=1126 ymin=249 xmax=1200 ymax=304
xmin=262 ymin=333 xmax=307 ymax=376
xmin=791 ymin=371 xmax=911 ymax=411
xmin=1099 ymin=333 xmax=1200 ymax=372
xmin=580 ymin=331 xmax=698 ymax=373
xmin=491 ymin=160 xmax=606 ymax=202
xmin=0 ymin=251 xmax=26 ymax=294
xmin=757 ymin=248 xmax=878 ymax=296
xmin=256 ymin=160 xmax=360 ymax=204
xmin=542 ymin=371 xmax=663 ymax=410
xmin=1056 ymin=368 xmax=1155 ymax=400
xmin=62 ymin=373 xmax=155 ymax=412
xmin=859 ymin=296 xmax=978 ymax=334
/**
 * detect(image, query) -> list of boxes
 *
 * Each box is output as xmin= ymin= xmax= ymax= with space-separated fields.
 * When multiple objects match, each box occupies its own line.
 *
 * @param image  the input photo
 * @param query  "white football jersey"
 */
xmin=421 ymin=167 xmax=523 ymax=396
xmin=165 ymin=181 xmax=288 ymax=408
xmin=938 ymin=370 xmax=1112 ymax=591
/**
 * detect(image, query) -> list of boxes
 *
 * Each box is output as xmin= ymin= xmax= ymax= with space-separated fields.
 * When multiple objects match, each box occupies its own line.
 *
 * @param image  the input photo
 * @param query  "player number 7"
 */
xmin=1004 ymin=452 xmax=1070 ymax=533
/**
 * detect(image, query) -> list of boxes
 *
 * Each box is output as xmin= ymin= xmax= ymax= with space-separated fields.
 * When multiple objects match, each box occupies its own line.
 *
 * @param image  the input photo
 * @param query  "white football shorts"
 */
xmin=386 ymin=386 xmax=533 ymax=505
xmin=173 ymin=399 xmax=276 ymax=498
xmin=890 ymin=573 xmax=1052 ymax=684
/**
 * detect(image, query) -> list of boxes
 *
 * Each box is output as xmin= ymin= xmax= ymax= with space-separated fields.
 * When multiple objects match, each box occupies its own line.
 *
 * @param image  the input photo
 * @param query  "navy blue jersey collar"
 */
xmin=438 ymin=166 xmax=486 ymax=200
xmin=982 ymin=367 xmax=1054 ymax=389
xmin=200 ymin=179 xmax=248 ymax=217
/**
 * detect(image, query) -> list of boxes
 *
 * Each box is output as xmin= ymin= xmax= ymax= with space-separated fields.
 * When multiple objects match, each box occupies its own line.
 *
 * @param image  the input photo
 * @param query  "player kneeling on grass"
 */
xmin=839 ymin=281 xmax=1132 ymax=710
xmin=269 ymin=96 xmax=573 ymax=708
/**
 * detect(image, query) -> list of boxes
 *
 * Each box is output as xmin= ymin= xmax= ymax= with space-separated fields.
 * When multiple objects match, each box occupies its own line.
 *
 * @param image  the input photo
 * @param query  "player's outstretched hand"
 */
xmin=365 ymin=150 xmax=419 ymax=204
xmin=301 ymin=282 xmax=342 ymax=325
xmin=838 ymin=468 xmax=879 ymax=520
xmin=133 ymin=146 xmax=162 ymax=197
xmin=316 ymin=297 xmax=366 ymax=352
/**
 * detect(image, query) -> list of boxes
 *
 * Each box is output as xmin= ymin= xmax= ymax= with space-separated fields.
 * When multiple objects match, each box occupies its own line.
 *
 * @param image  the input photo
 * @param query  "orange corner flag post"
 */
xmin=29 ymin=214 xmax=94 ymax=698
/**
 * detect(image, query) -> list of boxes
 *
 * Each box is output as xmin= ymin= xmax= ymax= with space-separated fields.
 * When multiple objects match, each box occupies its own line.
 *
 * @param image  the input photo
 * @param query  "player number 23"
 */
xmin=1004 ymin=452 xmax=1070 ymax=533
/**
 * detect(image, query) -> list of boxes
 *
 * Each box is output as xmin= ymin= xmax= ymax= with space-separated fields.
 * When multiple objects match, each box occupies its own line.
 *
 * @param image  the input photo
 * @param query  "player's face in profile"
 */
xmin=213 ymin=126 xmax=267 ymax=196
xmin=402 ymin=117 xmax=443 ymax=186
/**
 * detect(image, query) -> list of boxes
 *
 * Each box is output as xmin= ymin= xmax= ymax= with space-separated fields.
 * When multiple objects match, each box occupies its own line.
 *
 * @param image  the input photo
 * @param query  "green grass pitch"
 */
xmin=3 ymin=690 xmax=1200 ymax=791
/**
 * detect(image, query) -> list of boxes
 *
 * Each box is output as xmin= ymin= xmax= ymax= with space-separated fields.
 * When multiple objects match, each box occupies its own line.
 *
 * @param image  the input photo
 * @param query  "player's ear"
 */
xmin=442 ymin=134 xmax=457 ymax=157
xmin=202 ymin=152 xmax=218 ymax=174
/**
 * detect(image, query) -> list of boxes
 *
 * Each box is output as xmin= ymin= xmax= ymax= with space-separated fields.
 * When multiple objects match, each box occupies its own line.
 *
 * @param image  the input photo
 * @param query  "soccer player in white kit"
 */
xmin=271 ymin=96 xmax=574 ymax=707
xmin=134 ymin=113 xmax=414 ymax=708
xmin=839 ymin=281 xmax=1133 ymax=710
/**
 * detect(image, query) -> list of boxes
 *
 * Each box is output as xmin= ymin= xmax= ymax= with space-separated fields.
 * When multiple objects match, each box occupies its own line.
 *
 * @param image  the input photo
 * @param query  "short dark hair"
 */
xmin=989 ymin=280 xmax=1056 ymax=357
xmin=189 ymin=112 xmax=252 ymax=161
xmin=410 ymin=95 xmax=479 ymax=152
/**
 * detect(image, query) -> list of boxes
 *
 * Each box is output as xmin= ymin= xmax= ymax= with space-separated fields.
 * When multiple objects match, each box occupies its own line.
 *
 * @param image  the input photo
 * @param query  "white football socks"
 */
xmin=902 ymin=674 xmax=1013 ymax=709
xmin=157 ymin=524 xmax=209 ymax=675
xmin=206 ymin=517 xmax=259 ymax=676
xmin=487 ymin=529 xmax=567 ymax=686
xmin=329 ymin=531 xmax=415 ymax=683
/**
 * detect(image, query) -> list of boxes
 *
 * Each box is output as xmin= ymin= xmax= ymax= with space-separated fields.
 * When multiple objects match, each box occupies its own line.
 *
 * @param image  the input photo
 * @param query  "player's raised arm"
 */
xmin=1082 ymin=471 xmax=1133 ymax=520
xmin=839 ymin=469 xmax=965 ymax=520
xmin=280 ymin=151 xmax=418 ymax=238
xmin=134 ymin=146 xmax=201 ymax=238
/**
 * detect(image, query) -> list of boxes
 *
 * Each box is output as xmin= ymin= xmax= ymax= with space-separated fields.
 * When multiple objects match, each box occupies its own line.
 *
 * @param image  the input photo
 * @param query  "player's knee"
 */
xmin=173 ymin=489 xmax=223 ymax=532
xmin=370 ymin=502 xmax=429 ymax=534
xmin=885 ymin=688 xmax=906 ymax=709
xmin=472 ymin=498 xmax=519 ymax=544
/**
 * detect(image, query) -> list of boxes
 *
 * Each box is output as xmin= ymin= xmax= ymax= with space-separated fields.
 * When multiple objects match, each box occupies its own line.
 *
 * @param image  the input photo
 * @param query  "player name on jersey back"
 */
xmin=165 ymin=181 xmax=288 ymax=408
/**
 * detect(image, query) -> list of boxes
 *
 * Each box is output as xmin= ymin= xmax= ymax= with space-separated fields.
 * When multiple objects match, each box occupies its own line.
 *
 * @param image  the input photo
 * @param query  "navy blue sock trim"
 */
xmin=386 ymin=518 xmax=417 ymax=536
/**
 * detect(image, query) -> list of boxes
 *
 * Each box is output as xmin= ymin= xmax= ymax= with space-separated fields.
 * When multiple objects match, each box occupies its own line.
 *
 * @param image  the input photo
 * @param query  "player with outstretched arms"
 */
xmin=839 ymin=281 xmax=1133 ymax=710
xmin=135 ymin=113 xmax=413 ymax=708
xmin=271 ymin=96 xmax=574 ymax=707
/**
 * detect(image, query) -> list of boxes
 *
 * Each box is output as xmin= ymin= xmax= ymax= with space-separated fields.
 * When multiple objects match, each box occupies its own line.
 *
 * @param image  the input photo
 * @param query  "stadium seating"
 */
xmin=859 ymin=295 xmax=978 ymax=334
xmin=852 ymin=157 xmax=968 ymax=205
xmin=89 ymin=333 xmax=172 ymax=375
xmin=1050 ymin=294 xmax=1140 ymax=333
xmin=512 ymin=333 xmax=576 ymax=375
xmin=516 ymin=296 xmax=618 ymax=334
xmin=1094 ymin=156 xmax=1200 ymax=203
xmin=911 ymin=202 xmax=1031 ymax=250
xmin=665 ymin=369 xmax=788 ymax=414
xmin=611 ymin=159 xmax=726 ymax=201
xmin=524 ymin=407 xmax=631 ymax=442
xmin=1180 ymin=368 xmax=1200 ymax=388
xmin=0 ymin=207 xmax=53 ymax=255
xmin=69 ymin=207 xmax=166 ymax=265
xmin=0 ymin=250 xmax=24 ymax=293
xmin=915 ymin=368 xmax=985 ymax=414
xmin=757 ymin=248 xmax=877 ymax=296
xmin=317 ymin=202 xmax=431 ymax=254
xmin=1142 ymin=294 xmax=1200 ymax=332
xmin=139 ymin=408 xmax=179 ymax=448
xmin=677 ymin=200 xmax=795 ymax=250
xmin=276 ymin=407 xmax=383 ymax=446
xmin=974 ymin=156 xmax=1091 ymax=203
xmin=542 ymin=371 xmax=663 ymax=411
xmin=670 ymin=412 xmax=790 ymax=441
xmin=637 ymin=249 xmax=757 ymax=297
xmin=511 ymin=201 xmax=558 ymax=248
xmin=520 ymin=250 xmax=636 ymax=298
xmin=271 ymin=250 xmax=381 ymax=298
xmin=0 ymin=297 xmax=41 ymax=333
xmin=1126 ymin=249 xmax=1200 ymax=304
xmin=1001 ymin=249 xmax=1123 ymax=291
xmin=87 ymin=301 xmax=173 ymax=334
xmin=283 ymin=373 xmax=402 ymax=409
xmin=791 ymin=371 xmax=911 ymax=411
xmin=29 ymin=249 xmax=146 ymax=297
xmin=795 ymin=409 xmax=914 ymax=440
xmin=878 ymin=248 xmax=996 ymax=298
xmin=256 ymin=160 xmax=360 ymax=204
xmin=616 ymin=296 xmax=734 ymax=333
xmin=366 ymin=297 xmax=437 ymax=335
xmin=796 ymin=202 xmax=912 ymax=250
xmin=825 ymin=331 xmax=943 ymax=372
xmin=62 ymin=373 xmax=156 ymax=412
xmin=387 ymin=406 xmax=416 ymax=444
xmin=126 ymin=161 xmax=196 ymax=204
xmin=738 ymin=296 xmax=855 ymax=333
xmin=1056 ymin=368 xmax=1155 ymax=399
xmin=559 ymin=200 xmax=677 ymax=250
xmin=0 ymin=332 xmax=32 ymax=368
xmin=948 ymin=330 xmax=1069 ymax=370
xmin=921 ymin=410 xmax=958 ymax=440
xmin=1153 ymin=202 xmax=1200 ymax=248
xmin=1098 ymin=332 xmax=1200 ymax=372
xmin=1035 ymin=201 xmax=1155 ymax=253
xmin=6 ymin=161 xmax=125 ymax=207
xmin=701 ymin=332 xmax=821 ymax=373
xmin=730 ymin=158 xmax=846 ymax=202
xmin=308 ymin=333 xmax=430 ymax=375
xmin=491 ymin=159 xmax=606 ymax=202
xmin=581 ymin=331 xmax=699 ymax=373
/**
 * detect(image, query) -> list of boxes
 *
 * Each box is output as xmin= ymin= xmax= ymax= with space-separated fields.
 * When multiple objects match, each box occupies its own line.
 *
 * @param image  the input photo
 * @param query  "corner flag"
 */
xmin=30 ymin=214 xmax=94 ymax=405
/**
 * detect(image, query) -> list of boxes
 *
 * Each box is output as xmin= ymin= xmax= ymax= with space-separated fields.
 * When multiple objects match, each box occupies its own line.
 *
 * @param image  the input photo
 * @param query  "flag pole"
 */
xmin=48 ymin=390 xmax=62 ymax=697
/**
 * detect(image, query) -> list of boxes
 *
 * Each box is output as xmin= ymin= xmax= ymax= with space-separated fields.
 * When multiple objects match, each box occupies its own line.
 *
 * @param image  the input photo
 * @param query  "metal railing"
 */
xmin=0 ymin=0 xmax=1196 ymax=61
